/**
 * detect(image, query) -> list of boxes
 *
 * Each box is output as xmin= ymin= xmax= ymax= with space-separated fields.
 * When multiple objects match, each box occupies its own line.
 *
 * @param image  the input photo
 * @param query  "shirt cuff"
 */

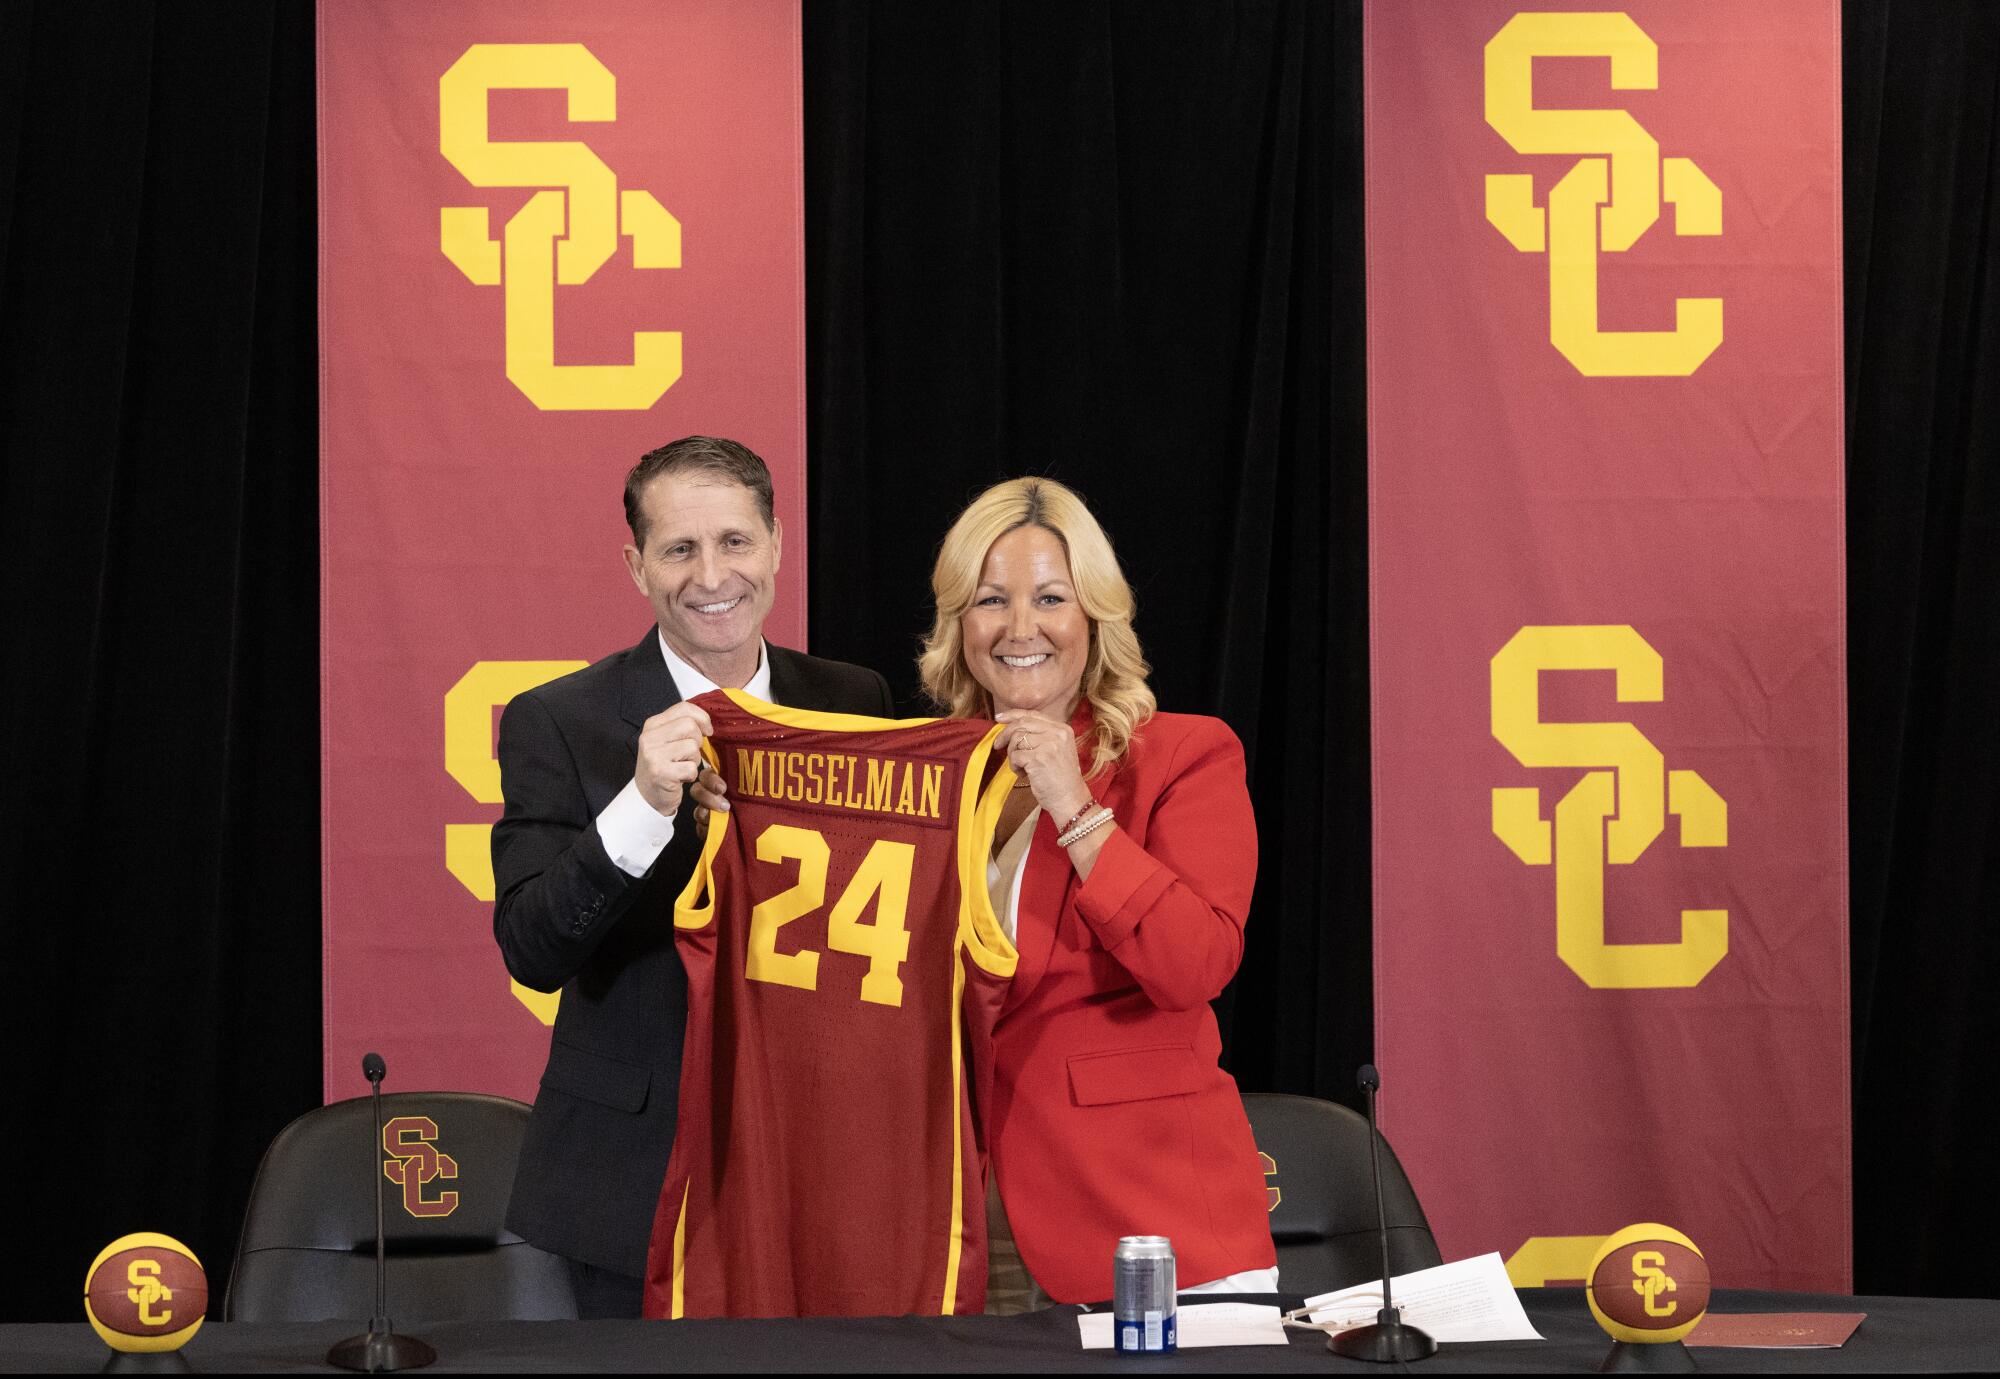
xmin=597 ymin=778 xmax=678 ymax=877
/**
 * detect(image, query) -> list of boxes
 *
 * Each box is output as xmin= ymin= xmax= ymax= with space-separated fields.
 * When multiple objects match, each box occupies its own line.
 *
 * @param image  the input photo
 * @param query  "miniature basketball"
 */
xmin=84 ymin=1232 xmax=208 ymax=1353
xmin=1586 ymin=1223 xmax=1710 ymax=1344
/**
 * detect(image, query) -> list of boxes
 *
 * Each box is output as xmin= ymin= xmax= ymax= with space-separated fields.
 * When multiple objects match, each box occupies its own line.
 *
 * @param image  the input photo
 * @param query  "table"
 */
xmin=7 ymin=1290 xmax=1996 ymax=1373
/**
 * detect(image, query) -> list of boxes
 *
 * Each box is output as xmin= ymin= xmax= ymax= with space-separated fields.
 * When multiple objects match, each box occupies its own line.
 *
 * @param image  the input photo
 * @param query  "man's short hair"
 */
xmin=624 ymin=436 xmax=777 ymax=551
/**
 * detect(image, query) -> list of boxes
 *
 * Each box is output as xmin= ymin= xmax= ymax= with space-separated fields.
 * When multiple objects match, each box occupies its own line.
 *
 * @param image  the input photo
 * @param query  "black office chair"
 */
xmin=225 ymin=1091 xmax=577 ymax=1322
xmin=1241 ymin=1092 xmax=1443 ymax=1299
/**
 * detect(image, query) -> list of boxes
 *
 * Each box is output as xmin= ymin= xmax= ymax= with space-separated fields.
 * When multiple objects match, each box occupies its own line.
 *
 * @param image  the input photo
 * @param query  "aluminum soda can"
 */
xmin=1112 ymin=1236 xmax=1177 ymax=1353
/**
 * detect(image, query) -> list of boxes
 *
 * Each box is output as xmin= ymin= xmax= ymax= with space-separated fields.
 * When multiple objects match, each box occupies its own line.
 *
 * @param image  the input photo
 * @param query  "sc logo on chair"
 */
xmin=383 ymin=1116 xmax=461 ymax=1219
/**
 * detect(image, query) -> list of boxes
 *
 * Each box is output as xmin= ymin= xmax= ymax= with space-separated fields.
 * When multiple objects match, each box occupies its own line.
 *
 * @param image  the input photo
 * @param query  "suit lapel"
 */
xmin=618 ymin=627 xmax=682 ymax=729
xmin=765 ymin=642 xmax=804 ymax=709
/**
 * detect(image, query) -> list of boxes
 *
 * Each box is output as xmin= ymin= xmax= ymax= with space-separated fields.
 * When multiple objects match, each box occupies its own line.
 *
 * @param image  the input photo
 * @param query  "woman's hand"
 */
xmin=995 ymin=711 xmax=1093 ymax=824
xmin=691 ymin=763 xmax=728 ymax=836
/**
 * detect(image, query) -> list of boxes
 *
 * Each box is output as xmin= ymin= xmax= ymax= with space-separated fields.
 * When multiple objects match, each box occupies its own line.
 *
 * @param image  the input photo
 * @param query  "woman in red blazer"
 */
xmin=918 ymin=477 xmax=1276 ymax=1309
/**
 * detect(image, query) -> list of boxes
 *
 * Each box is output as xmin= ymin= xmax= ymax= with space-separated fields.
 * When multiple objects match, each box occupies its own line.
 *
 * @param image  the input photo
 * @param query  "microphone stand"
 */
xmin=1327 ymin=1065 xmax=1437 ymax=1364
xmin=328 ymin=1055 xmax=436 ymax=1373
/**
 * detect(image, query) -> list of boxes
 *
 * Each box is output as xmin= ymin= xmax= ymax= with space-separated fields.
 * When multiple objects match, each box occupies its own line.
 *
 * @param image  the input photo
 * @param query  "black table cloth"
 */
xmin=8 ymin=1289 xmax=1996 ymax=1373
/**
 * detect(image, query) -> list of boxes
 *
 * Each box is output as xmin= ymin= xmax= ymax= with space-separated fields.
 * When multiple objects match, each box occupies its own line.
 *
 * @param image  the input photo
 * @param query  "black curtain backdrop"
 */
xmin=0 ymin=0 xmax=1992 ymax=1323
xmin=802 ymin=0 xmax=1371 ymax=1108
xmin=0 ymin=0 xmax=322 ymax=1325
xmin=1841 ymin=0 xmax=2000 ymax=1301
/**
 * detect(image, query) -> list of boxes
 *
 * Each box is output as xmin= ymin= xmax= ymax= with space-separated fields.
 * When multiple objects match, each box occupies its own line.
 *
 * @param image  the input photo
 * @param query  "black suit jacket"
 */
xmin=492 ymin=629 xmax=893 ymax=1275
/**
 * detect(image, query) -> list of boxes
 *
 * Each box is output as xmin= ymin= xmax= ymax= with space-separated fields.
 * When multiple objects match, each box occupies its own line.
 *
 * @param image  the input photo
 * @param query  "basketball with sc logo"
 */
xmin=1586 ymin=1223 xmax=1710 ymax=1344
xmin=84 ymin=1232 xmax=208 ymax=1354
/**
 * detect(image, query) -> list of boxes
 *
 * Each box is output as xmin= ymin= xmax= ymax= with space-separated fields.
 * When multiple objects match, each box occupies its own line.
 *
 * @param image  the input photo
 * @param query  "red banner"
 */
xmin=1366 ymin=2 xmax=1849 ymax=1291
xmin=318 ymin=1 xmax=805 ymax=1102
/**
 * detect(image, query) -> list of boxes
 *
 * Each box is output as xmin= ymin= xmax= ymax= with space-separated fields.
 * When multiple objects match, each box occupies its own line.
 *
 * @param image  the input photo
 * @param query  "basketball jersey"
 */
xmin=640 ymin=689 xmax=1019 ymax=1319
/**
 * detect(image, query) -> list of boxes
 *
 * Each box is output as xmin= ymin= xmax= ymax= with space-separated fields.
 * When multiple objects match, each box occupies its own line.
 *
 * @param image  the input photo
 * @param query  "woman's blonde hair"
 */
xmin=919 ymin=477 xmax=1154 ymax=777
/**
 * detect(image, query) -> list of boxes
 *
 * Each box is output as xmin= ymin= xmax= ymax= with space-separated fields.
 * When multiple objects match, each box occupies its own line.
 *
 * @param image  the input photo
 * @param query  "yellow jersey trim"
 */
xmin=673 ymin=739 xmax=727 ymax=931
xmin=670 ymin=1180 xmax=690 ymax=1319
xmin=956 ymin=728 xmax=1021 ymax=978
xmin=940 ymin=950 xmax=969 ymax=1314
xmin=940 ymin=724 xmax=1018 ymax=1314
xmin=719 ymin=687 xmax=939 ymax=732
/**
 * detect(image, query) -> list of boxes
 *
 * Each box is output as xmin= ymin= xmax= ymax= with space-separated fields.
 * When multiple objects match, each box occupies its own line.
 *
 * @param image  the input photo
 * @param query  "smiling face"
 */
xmin=622 ymin=473 xmax=781 ymax=686
xmin=960 ymin=523 xmax=1091 ymax=718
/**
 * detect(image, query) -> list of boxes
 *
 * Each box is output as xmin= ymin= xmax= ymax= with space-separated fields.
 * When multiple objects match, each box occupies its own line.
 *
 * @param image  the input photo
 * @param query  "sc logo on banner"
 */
xmin=440 ymin=44 xmax=682 ymax=410
xmin=444 ymin=659 xmax=588 ymax=1026
xmin=1484 ymin=13 xmax=1722 ymax=377
xmin=1491 ymin=626 xmax=1728 ymax=990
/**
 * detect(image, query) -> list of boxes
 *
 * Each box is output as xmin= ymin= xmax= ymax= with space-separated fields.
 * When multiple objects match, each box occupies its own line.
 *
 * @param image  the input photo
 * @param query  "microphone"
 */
xmin=327 ymin=1054 xmax=437 ymax=1373
xmin=1326 ymin=1064 xmax=1437 ymax=1363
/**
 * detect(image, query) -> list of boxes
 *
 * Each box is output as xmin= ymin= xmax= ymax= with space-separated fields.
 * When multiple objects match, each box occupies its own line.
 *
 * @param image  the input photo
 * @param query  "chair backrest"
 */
xmin=225 ymin=1091 xmax=576 ymax=1322
xmin=1241 ymin=1092 xmax=1444 ymax=1300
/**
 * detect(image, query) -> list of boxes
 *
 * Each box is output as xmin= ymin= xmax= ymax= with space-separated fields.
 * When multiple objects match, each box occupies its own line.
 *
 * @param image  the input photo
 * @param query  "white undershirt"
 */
xmin=984 ymin=808 xmax=1039 ymax=944
xmin=597 ymin=633 xmax=771 ymax=877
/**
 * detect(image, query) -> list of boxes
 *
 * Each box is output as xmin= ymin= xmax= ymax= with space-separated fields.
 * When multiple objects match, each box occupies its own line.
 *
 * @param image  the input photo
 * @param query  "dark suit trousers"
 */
xmin=568 ymin=1259 xmax=645 ymax=1320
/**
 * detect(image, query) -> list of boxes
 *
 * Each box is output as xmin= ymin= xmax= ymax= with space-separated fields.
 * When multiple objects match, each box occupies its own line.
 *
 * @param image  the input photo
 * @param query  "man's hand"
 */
xmin=634 ymin=701 xmax=715 ymax=817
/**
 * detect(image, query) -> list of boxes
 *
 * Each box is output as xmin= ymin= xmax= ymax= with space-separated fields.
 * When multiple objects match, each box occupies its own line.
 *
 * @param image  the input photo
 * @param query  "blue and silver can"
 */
xmin=1112 ymin=1235 xmax=1177 ymax=1353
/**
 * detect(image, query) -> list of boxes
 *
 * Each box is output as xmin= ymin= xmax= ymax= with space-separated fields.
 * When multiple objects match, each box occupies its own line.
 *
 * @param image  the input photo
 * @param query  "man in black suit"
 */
xmin=492 ymin=436 xmax=892 ymax=1318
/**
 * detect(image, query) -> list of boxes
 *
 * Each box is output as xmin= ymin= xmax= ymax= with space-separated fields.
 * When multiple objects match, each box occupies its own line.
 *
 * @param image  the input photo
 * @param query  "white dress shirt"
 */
xmin=596 ymin=632 xmax=772 ymax=877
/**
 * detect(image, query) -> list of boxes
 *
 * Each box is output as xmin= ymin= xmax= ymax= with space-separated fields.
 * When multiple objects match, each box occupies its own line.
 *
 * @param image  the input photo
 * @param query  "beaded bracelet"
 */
xmin=1057 ymin=801 xmax=1097 ymax=835
xmin=1057 ymin=806 xmax=1115 ymax=848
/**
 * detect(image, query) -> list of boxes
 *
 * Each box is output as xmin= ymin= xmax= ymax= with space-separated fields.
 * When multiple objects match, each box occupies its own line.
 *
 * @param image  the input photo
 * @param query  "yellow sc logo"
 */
xmin=1484 ymin=13 xmax=1722 ymax=376
xmin=125 ymin=1261 xmax=173 ymax=1326
xmin=1491 ymin=626 xmax=1727 ymax=989
xmin=440 ymin=44 xmax=682 ymax=410
xmin=445 ymin=659 xmax=588 ymax=1025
